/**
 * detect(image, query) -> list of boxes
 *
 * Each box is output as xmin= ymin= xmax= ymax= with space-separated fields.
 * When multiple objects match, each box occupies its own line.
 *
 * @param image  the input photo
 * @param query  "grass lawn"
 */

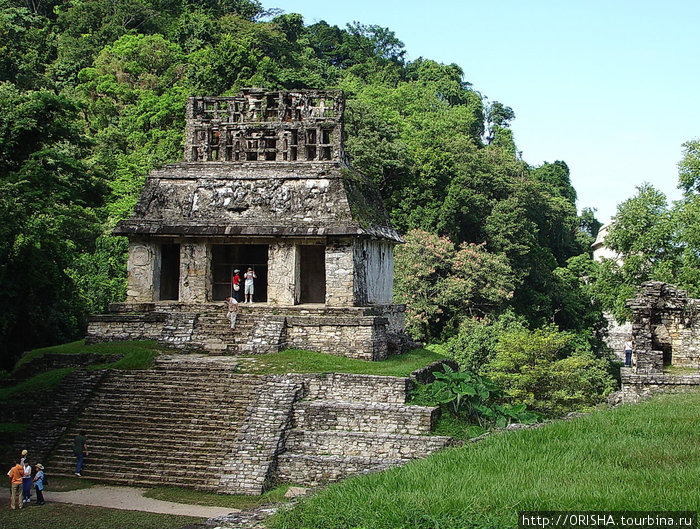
xmin=663 ymin=365 xmax=698 ymax=375
xmin=270 ymin=391 xmax=700 ymax=529
xmin=0 ymin=502 xmax=203 ymax=529
xmin=143 ymin=483 xmax=291 ymax=509
xmin=14 ymin=340 xmax=166 ymax=371
xmin=235 ymin=348 xmax=447 ymax=377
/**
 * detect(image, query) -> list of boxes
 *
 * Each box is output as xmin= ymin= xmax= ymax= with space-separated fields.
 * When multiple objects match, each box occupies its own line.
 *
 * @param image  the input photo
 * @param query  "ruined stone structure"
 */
xmin=46 ymin=356 xmax=453 ymax=494
xmin=87 ymin=89 xmax=407 ymax=360
xmin=621 ymin=281 xmax=700 ymax=402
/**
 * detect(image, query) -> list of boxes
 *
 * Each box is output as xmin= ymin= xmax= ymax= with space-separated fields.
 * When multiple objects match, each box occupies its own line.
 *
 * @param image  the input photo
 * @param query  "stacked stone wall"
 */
xmin=621 ymin=371 xmax=700 ymax=403
xmin=219 ymin=376 xmax=302 ymax=495
xmin=285 ymin=315 xmax=387 ymax=360
xmin=325 ymin=240 xmax=355 ymax=306
xmin=85 ymin=313 xmax=166 ymax=344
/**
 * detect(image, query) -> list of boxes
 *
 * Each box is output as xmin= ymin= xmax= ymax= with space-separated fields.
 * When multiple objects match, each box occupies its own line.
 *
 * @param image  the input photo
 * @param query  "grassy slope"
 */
xmin=236 ymin=348 xmax=446 ymax=377
xmin=271 ymin=391 xmax=700 ymax=529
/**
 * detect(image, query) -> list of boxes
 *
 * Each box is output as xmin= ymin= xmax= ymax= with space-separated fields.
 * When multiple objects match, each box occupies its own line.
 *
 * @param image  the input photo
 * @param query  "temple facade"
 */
xmin=86 ymin=89 xmax=408 ymax=360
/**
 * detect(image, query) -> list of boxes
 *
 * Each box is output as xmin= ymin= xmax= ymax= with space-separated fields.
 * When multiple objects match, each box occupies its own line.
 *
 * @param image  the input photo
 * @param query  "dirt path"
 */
xmin=2 ymin=485 xmax=238 ymax=518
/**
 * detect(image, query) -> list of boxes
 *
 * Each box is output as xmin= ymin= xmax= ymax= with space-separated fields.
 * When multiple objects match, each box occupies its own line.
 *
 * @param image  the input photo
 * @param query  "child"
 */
xmin=33 ymin=464 xmax=45 ymax=505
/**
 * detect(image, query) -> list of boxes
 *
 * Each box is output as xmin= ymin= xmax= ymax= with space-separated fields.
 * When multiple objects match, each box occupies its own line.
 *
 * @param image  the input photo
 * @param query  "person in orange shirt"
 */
xmin=7 ymin=459 xmax=23 ymax=509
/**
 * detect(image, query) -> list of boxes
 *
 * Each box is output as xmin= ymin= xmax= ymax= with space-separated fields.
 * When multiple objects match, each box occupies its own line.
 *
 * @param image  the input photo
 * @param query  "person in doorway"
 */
xmin=225 ymin=296 xmax=239 ymax=329
xmin=244 ymin=267 xmax=257 ymax=304
xmin=74 ymin=431 xmax=88 ymax=477
xmin=8 ymin=458 xmax=23 ymax=509
xmin=33 ymin=463 xmax=45 ymax=505
xmin=232 ymin=269 xmax=242 ymax=302
xmin=21 ymin=457 xmax=32 ymax=503
xmin=624 ymin=338 xmax=634 ymax=367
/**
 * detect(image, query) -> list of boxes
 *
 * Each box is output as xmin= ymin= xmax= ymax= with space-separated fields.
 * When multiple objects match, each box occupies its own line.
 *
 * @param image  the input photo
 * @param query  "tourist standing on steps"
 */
xmin=21 ymin=457 xmax=32 ymax=503
xmin=226 ymin=296 xmax=239 ymax=329
xmin=232 ymin=269 xmax=242 ymax=302
xmin=244 ymin=267 xmax=256 ymax=303
xmin=33 ymin=464 xmax=45 ymax=505
xmin=624 ymin=338 xmax=634 ymax=367
xmin=74 ymin=431 xmax=88 ymax=477
xmin=7 ymin=458 xmax=23 ymax=509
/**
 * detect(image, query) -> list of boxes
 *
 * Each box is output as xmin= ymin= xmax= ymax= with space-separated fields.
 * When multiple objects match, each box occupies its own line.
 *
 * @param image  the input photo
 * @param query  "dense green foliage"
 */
xmin=271 ymin=391 xmax=700 ymax=529
xmin=444 ymin=313 xmax=615 ymax=415
xmin=412 ymin=365 xmax=540 ymax=428
xmin=589 ymin=140 xmax=700 ymax=321
xmin=0 ymin=0 xmax=604 ymax=373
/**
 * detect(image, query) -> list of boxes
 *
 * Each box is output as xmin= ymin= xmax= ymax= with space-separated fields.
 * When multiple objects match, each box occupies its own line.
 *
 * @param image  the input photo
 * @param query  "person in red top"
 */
xmin=232 ymin=269 xmax=242 ymax=302
xmin=7 ymin=459 xmax=23 ymax=509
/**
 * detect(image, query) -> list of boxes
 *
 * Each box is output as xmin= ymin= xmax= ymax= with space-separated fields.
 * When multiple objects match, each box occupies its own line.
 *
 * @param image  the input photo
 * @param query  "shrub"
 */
xmin=486 ymin=326 xmax=615 ymax=416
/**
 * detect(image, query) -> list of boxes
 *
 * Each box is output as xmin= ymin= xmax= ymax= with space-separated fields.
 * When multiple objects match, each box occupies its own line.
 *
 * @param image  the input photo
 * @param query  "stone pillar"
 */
xmin=180 ymin=242 xmax=211 ymax=302
xmin=326 ymin=240 xmax=354 ymax=307
xmin=267 ymin=241 xmax=296 ymax=306
xmin=126 ymin=241 xmax=158 ymax=302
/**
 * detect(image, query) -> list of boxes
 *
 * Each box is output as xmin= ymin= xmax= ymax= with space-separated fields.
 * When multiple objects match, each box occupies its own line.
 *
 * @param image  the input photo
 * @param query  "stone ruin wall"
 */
xmin=621 ymin=281 xmax=700 ymax=403
xmin=185 ymin=90 xmax=344 ymax=165
xmin=353 ymin=239 xmax=394 ymax=305
xmin=131 ymin=164 xmax=355 ymax=231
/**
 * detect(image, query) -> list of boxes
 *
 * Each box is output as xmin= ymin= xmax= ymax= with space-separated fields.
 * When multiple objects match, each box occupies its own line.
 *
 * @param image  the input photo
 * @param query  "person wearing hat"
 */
xmin=33 ymin=464 xmax=45 ymax=505
xmin=7 ymin=458 xmax=23 ymax=509
xmin=232 ymin=269 xmax=242 ymax=302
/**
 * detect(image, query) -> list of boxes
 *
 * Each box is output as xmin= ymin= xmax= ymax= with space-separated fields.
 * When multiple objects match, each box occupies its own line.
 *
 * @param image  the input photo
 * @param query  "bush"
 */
xmin=445 ymin=310 xmax=526 ymax=374
xmin=486 ymin=326 xmax=615 ymax=416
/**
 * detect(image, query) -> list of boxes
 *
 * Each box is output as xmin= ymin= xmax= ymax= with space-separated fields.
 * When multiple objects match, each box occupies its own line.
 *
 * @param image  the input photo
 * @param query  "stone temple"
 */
xmin=35 ymin=92 xmax=452 ymax=494
xmin=87 ymin=89 xmax=408 ymax=360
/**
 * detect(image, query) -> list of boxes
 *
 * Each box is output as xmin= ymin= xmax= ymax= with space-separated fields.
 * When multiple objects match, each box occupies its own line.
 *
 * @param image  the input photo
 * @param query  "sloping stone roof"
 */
xmin=114 ymin=161 xmax=401 ymax=241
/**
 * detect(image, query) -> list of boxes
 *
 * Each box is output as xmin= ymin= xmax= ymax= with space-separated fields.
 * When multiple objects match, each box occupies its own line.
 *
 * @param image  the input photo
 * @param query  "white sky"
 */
xmin=268 ymin=0 xmax=700 ymax=223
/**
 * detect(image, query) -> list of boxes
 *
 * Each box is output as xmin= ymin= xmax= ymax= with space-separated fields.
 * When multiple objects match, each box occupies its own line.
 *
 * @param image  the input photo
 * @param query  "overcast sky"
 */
xmin=267 ymin=0 xmax=700 ymax=223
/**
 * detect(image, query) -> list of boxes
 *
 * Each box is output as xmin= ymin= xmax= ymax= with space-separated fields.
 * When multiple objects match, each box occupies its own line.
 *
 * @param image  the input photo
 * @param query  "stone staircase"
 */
xmin=47 ymin=358 xmax=264 ymax=491
xmin=275 ymin=373 xmax=454 ymax=486
xmin=44 ymin=359 xmax=455 ymax=494
xmin=12 ymin=369 xmax=108 ymax=465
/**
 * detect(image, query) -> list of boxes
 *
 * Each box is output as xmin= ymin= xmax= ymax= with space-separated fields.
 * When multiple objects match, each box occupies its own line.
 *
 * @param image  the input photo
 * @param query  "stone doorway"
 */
xmin=159 ymin=244 xmax=180 ymax=301
xmin=211 ymin=244 xmax=268 ymax=301
xmin=298 ymin=245 xmax=326 ymax=304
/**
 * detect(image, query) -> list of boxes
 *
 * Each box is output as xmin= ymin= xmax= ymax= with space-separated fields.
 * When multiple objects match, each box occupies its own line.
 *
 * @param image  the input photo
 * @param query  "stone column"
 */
xmin=180 ymin=242 xmax=211 ymax=303
xmin=326 ymin=240 xmax=355 ymax=307
xmin=267 ymin=241 xmax=296 ymax=306
xmin=126 ymin=240 xmax=158 ymax=302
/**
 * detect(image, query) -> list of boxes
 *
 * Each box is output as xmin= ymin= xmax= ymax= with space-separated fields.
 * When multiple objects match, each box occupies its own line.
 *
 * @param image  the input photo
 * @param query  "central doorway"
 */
xmin=211 ymin=244 xmax=268 ymax=301
xmin=159 ymin=243 xmax=180 ymax=301
xmin=298 ymin=245 xmax=326 ymax=304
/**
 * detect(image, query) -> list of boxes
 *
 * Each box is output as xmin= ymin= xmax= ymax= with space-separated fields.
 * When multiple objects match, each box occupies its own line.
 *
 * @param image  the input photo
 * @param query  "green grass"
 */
xmin=0 ymin=368 xmax=75 ymax=402
xmin=14 ymin=340 xmax=165 ymax=371
xmin=235 ymin=348 xmax=447 ymax=376
xmin=46 ymin=476 xmax=97 ymax=492
xmin=270 ymin=391 xmax=700 ymax=529
xmin=0 ymin=502 xmax=202 ymax=529
xmin=143 ymin=483 xmax=291 ymax=509
xmin=663 ymin=364 xmax=698 ymax=375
